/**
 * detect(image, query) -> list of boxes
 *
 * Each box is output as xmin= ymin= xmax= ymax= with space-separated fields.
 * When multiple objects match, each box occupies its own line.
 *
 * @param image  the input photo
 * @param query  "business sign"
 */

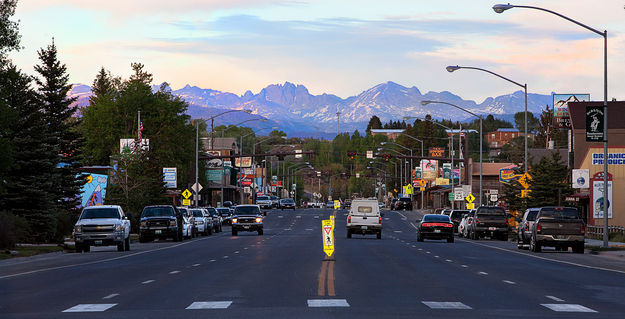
xmin=442 ymin=163 xmax=451 ymax=179
xmin=79 ymin=173 xmax=108 ymax=208
xmin=235 ymin=157 xmax=252 ymax=168
xmin=421 ymin=160 xmax=438 ymax=181
xmin=585 ymin=105 xmax=605 ymax=142
xmin=572 ymin=169 xmax=590 ymax=189
xmin=591 ymin=172 xmax=612 ymax=219
xmin=206 ymin=169 xmax=222 ymax=182
xmin=120 ymin=138 xmax=149 ymax=153
xmin=163 ymin=167 xmax=177 ymax=188
xmin=429 ymin=147 xmax=445 ymax=158
xmin=553 ymin=93 xmax=590 ymax=129
xmin=435 ymin=177 xmax=449 ymax=186
xmin=206 ymin=158 xmax=223 ymax=168
xmin=499 ymin=165 xmax=521 ymax=184
xmin=414 ymin=167 xmax=422 ymax=179
xmin=591 ymin=153 xmax=625 ymax=166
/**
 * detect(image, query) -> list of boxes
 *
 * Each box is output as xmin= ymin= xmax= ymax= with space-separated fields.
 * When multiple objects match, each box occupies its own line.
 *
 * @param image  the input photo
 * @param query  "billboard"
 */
xmin=499 ymin=165 xmax=521 ymax=184
xmin=429 ymin=147 xmax=445 ymax=157
xmin=235 ymin=157 xmax=252 ymax=168
xmin=553 ymin=93 xmax=590 ymax=129
xmin=421 ymin=159 xmax=438 ymax=181
xmin=80 ymin=173 xmax=108 ymax=208
xmin=163 ymin=167 xmax=177 ymax=188
xmin=120 ymin=138 xmax=149 ymax=153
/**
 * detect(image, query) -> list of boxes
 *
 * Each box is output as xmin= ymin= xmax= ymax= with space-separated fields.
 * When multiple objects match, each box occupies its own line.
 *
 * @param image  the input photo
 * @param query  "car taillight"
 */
xmin=348 ymin=216 xmax=351 ymax=223
xmin=536 ymin=223 xmax=542 ymax=233
xmin=580 ymin=223 xmax=585 ymax=234
xmin=468 ymin=219 xmax=472 ymax=225
xmin=525 ymin=222 xmax=529 ymax=231
xmin=379 ymin=217 xmax=382 ymax=224
xmin=475 ymin=218 xmax=480 ymax=225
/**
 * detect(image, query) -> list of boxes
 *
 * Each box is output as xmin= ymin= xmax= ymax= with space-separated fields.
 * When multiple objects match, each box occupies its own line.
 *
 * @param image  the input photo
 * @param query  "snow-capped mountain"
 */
xmin=69 ymin=81 xmax=554 ymax=137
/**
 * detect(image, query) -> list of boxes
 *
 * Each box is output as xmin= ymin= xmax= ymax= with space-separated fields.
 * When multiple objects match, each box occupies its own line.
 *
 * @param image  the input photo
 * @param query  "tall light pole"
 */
xmin=399 ymin=133 xmax=425 ymax=209
xmin=446 ymin=65 xmax=528 ymax=173
xmin=493 ymin=3 xmax=609 ymax=248
xmin=195 ymin=109 xmax=251 ymax=207
xmin=421 ymin=101 xmax=482 ymax=206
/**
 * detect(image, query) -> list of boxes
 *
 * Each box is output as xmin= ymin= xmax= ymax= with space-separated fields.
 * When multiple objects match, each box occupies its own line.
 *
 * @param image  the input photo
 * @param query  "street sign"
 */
xmin=163 ymin=168 xmax=177 ymax=188
xmin=448 ymin=193 xmax=454 ymax=202
xmin=490 ymin=194 xmax=498 ymax=202
xmin=518 ymin=172 xmax=532 ymax=189
xmin=333 ymin=200 xmax=341 ymax=210
xmin=322 ymin=220 xmax=334 ymax=257
xmin=356 ymin=173 xmax=360 ymax=178
xmin=490 ymin=189 xmax=498 ymax=195
xmin=366 ymin=150 xmax=373 ymax=159
xmin=182 ymin=199 xmax=191 ymax=206
xmin=182 ymin=189 xmax=192 ymax=199
xmin=466 ymin=203 xmax=475 ymax=209
xmin=454 ymin=188 xmax=464 ymax=201
xmin=521 ymin=189 xmax=531 ymax=198
xmin=465 ymin=193 xmax=475 ymax=203
xmin=295 ymin=149 xmax=302 ymax=158
xmin=419 ymin=187 xmax=425 ymax=191
xmin=191 ymin=182 xmax=203 ymax=193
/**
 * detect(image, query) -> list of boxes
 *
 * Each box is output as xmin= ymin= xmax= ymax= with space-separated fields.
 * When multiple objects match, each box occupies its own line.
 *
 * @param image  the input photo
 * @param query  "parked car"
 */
xmin=189 ymin=208 xmax=213 ymax=236
xmin=516 ymin=208 xmax=540 ymax=249
xmin=434 ymin=208 xmax=445 ymax=214
xmin=177 ymin=207 xmax=196 ymax=239
xmin=417 ymin=214 xmax=454 ymax=243
xmin=270 ymin=196 xmax=280 ymax=208
xmin=449 ymin=210 xmax=470 ymax=233
xmin=217 ymin=207 xmax=232 ymax=225
xmin=346 ymin=199 xmax=383 ymax=239
xmin=280 ymin=198 xmax=296 ymax=210
xmin=378 ymin=202 xmax=385 ymax=209
xmin=223 ymin=201 xmax=233 ymax=207
xmin=231 ymin=204 xmax=264 ymax=236
xmin=73 ymin=205 xmax=131 ymax=253
xmin=256 ymin=195 xmax=273 ymax=209
xmin=395 ymin=198 xmax=412 ymax=211
xmin=206 ymin=207 xmax=223 ymax=233
xmin=528 ymin=206 xmax=585 ymax=253
xmin=140 ymin=205 xmax=183 ymax=242
xmin=467 ymin=206 xmax=509 ymax=240
xmin=440 ymin=209 xmax=452 ymax=216
xmin=458 ymin=210 xmax=475 ymax=238
xmin=390 ymin=198 xmax=399 ymax=210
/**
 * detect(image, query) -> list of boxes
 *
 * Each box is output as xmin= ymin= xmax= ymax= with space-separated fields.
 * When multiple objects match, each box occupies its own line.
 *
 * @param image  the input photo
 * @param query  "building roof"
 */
xmin=445 ymin=129 xmax=478 ymax=134
xmin=370 ymin=129 xmax=405 ymax=134
xmin=496 ymin=128 xmax=520 ymax=132
xmin=528 ymin=148 xmax=568 ymax=165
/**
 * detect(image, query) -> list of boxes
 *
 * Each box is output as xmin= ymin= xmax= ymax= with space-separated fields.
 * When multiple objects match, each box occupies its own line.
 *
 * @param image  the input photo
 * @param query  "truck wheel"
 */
xmin=530 ymin=236 xmax=541 ymax=252
xmin=75 ymin=245 xmax=83 ymax=253
xmin=207 ymin=227 xmax=213 ymax=235
xmin=417 ymin=233 xmax=424 ymax=242
xmin=347 ymin=230 xmax=352 ymax=238
xmin=377 ymin=231 xmax=382 ymax=239
xmin=83 ymin=245 xmax=90 ymax=252
xmin=258 ymin=229 xmax=263 ymax=236
xmin=124 ymin=237 xmax=130 ymax=251
xmin=232 ymin=229 xmax=238 ymax=236
xmin=117 ymin=240 xmax=125 ymax=252
xmin=573 ymin=243 xmax=584 ymax=254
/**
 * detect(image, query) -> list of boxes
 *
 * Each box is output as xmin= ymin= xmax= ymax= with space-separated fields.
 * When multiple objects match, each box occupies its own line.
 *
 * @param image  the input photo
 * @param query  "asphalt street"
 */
xmin=1 ymin=208 xmax=625 ymax=318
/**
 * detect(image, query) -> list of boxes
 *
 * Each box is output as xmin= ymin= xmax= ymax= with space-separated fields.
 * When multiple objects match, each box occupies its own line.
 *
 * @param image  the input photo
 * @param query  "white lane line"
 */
xmin=296 ymin=216 xmax=302 ymax=218
xmin=397 ymin=212 xmax=407 ymax=220
xmin=434 ymin=256 xmax=440 ymax=258
xmin=169 ymin=270 xmax=180 ymax=274
xmin=102 ymin=293 xmax=119 ymax=299
xmin=461 ymin=265 xmax=468 ymax=268
xmin=458 ymin=238 xmax=625 ymax=275
xmin=503 ymin=280 xmax=516 ymax=285
xmin=546 ymin=295 xmax=565 ymax=302
xmin=284 ymin=228 xmax=292 ymax=231
xmin=192 ymin=263 xmax=200 ymax=267
xmin=426 ymin=251 xmax=431 ymax=254
xmin=142 ymin=280 xmax=155 ymax=284
xmin=541 ymin=304 xmax=597 ymax=312
xmin=314 ymin=216 xmax=319 ymax=219
xmin=385 ymin=218 xmax=390 ymax=220
xmin=278 ymin=216 xmax=284 ymax=218
xmin=445 ymin=259 xmax=453 ymax=262
xmin=210 ymin=259 xmax=216 ymax=262
xmin=394 ymin=230 xmax=403 ymax=233
xmin=306 ymin=228 xmax=313 ymax=231
xmin=234 ymin=251 xmax=240 ymax=254
xmin=63 ymin=304 xmax=117 ymax=312
xmin=307 ymin=299 xmax=350 ymax=307
xmin=418 ymin=248 xmax=423 ymax=251
xmin=412 ymin=245 xmax=417 ymax=248
xmin=186 ymin=301 xmax=233 ymax=309
xmin=422 ymin=301 xmax=472 ymax=310
xmin=223 ymin=256 xmax=229 ymax=259
xmin=478 ymin=271 xmax=488 ymax=275
xmin=410 ymin=222 xmax=418 ymax=230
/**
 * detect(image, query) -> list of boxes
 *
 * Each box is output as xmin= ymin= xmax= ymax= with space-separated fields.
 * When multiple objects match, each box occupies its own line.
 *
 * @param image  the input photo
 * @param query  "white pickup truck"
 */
xmin=346 ymin=199 xmax=383 ymax=239
xmin=73 ymin=205 xmax=131 ymax=252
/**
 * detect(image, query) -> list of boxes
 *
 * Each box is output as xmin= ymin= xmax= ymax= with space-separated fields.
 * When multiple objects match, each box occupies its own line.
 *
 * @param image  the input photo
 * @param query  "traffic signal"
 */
xmin=347 ymin=151 xmax=357 ymax=160
xmin=382 ymin=153 xmax=392 ymax=161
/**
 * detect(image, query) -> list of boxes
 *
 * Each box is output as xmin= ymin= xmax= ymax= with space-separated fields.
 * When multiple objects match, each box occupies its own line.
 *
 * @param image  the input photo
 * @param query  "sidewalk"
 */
xmin=584 ymin=238 xmax=625 ymax=248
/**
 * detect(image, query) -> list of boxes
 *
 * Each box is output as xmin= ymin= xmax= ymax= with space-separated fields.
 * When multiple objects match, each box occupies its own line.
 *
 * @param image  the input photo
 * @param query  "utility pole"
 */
xmin=336 ymin=111 xmax=341 ymax=136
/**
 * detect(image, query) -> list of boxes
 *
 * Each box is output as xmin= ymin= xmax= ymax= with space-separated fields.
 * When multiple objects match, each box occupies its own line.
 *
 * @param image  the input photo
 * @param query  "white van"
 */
xmin=346 ymin=199 xmax=383 ymax=239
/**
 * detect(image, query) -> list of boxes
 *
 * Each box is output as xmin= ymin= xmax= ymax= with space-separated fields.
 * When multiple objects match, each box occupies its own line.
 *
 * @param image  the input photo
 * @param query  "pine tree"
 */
xmin=527 ymin=151 xmax=572 ymax=207
xmin=1 ymin=65 xmax=58 ymax=242
xmin=34 ymin=40 xmax=85 ymax=214
xmin=366 ymin=115 xmax=382 ymax=134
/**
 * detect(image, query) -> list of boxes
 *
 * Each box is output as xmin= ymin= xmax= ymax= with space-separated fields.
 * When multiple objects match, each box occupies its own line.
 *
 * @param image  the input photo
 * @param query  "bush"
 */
xmin=0 ymin=211 xmax=31 ymax=249
xmin=53 ymin=210 xmax=78 ymax=243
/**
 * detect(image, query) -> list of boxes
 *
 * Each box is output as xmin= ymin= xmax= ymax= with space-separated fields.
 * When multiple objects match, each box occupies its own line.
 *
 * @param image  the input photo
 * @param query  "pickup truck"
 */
xmin=467 ymin=206 xmax=509 ymax=240
xmin=139 ymin=205 xmax=183 ymax=242
xmin=528 ymin=206 xmax=585 ymax=253
xmin=346 ymin=199 xmax=383 ymax=239
xmin=231 ymin=204 xmax=264 ymax=236
xmin=73 ymin=205 xmax=131 ymax=252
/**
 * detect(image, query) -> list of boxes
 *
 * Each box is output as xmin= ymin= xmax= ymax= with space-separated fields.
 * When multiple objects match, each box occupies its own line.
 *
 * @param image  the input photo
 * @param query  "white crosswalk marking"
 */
xmin=422 ymin=301 xmax=472 ymax=310
xmin=62 ymin=304 xmax=117 ymax=312
xmin=307 ymin=299 xmax=350 ymax=307
xmin=541 ymin=304 xmax=597 ymax=312
xmin=186 ymin=301 xmax=233 ymax=309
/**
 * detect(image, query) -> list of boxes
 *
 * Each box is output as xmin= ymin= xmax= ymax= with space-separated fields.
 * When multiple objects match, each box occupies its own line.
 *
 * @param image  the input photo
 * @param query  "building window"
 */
xmin=491 ymin=134 xmax=495 ymax=138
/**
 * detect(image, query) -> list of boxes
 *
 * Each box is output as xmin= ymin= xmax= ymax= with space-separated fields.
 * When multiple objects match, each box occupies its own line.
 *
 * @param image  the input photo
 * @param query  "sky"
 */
xmin=9 ymin=0 xmax=625 ymax=102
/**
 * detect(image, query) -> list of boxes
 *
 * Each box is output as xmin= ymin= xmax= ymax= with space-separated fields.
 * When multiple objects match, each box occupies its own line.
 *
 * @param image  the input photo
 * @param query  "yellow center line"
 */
xmin=327 ymin=261 xmax=335 ymax=296
xmin=317 ymin=260 xmax=328 ymax=296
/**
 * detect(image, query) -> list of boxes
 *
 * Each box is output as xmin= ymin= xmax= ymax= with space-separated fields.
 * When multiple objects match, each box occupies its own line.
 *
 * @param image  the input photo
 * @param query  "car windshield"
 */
xmin=206 ymin=208 xmax=217 ymax=214
xmin=477 ymin=207 xmax=505 ymax=215
xmin=540 ymin=207 xmax=579 ymax=219
xmin=190 ymin=209 xmax=204 ymax=217
xmin=257 ymin=196 xmax=269 ymax=201
xmin=282 ymin=199 xmax=294 ymax=203
xmin=235 ymin=206 xmax=261 ymax=215
xmin=450 ymin=210 xmax=469 ymax=219
xmin=423 ymin=215 xmax=451 ymax=222
xmin=217 ymin=208 xmax=230 ymax=214
xmin=80 ymin=208 xmax=120 ymax=219
xmin=142 ymin=207 xmax=175 ymax=217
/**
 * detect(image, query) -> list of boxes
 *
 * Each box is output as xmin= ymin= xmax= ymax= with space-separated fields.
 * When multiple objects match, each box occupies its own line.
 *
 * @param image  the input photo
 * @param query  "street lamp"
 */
xmin=492 ymin=3 xmax=609 ymax=248
xmin=421 ymin=101 xmax=482 ymax=206
xmin=195 ymin=109 xmax=251 ymax=207
xmin=446 ymin=64 xmax=528 ymax=173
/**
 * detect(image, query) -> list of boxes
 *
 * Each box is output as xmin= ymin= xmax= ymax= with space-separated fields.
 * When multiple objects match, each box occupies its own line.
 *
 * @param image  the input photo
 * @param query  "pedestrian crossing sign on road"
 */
xmin=322 ymin=220 xmax=334 ymax=257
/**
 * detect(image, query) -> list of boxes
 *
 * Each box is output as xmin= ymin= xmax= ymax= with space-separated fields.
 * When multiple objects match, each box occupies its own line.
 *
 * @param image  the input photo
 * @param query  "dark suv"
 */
xmin=395 ymin=197 xmax=412 ymax=211
xmin=139 ymin=205 xmax=183 ymax=242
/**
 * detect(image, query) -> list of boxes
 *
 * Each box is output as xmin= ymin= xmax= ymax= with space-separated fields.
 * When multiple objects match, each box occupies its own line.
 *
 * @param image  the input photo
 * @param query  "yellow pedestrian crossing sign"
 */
xmin=465 ymin=193 xmax=475 ymax=203
xmin=322 ymin=220 xmax=334 ymax=257
xmin=182 ymin=189 xmax=192 ymax=199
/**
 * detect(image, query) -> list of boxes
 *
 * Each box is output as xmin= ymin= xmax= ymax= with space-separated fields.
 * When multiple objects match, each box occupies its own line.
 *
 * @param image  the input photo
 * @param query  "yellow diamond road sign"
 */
xmin=518 ymin=172 xmax=532 ymax=189
xmin=465 ymin=193 xmax=475 ymax=203
xmin=182 ymin=189 xmax=192 ymax=199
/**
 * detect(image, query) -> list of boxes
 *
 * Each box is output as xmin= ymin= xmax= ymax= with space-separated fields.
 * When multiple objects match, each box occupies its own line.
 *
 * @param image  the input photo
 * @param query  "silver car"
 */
xmin=189 ymin=208 xmax=213 ymax=236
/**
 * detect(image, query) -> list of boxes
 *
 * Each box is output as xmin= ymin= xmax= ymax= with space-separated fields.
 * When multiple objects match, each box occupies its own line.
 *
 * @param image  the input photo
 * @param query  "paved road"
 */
xmin=1 ymin=208 xmax=625 ymax=318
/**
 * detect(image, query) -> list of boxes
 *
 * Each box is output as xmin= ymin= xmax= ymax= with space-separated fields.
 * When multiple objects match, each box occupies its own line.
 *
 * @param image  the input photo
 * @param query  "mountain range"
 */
xmin=69 ymin=81 xmax=555 ymax=138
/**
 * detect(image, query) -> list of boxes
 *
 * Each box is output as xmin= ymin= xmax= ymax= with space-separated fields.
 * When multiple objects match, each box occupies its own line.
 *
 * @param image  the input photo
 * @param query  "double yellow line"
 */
xmin=317 ymin=260 xmax=335 ymax=296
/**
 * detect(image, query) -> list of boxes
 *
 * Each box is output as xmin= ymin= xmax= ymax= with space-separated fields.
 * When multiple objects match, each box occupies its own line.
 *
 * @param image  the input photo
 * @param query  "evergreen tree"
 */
xmin=526 ymin=151 xmax=572 ymax=207
xmin=366 ymin=115 xmax=382 ymax=134
xmin=1 ymin=65 xmax=58 ymax=242
xmin=34 ymin=40 xmax=85 ymax=213
xmin=0 ymin=0 xmax=21 ymax=61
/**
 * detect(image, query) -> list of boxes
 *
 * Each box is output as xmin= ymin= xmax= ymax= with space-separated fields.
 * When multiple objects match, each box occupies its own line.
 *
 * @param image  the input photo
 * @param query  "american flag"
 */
xmin=138 ymin=121 xmax=143 ymax=140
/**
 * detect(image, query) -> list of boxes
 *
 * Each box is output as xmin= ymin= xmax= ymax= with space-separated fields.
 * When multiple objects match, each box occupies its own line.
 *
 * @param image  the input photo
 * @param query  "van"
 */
xmin=346 ymin=199 xmax=383 ymax=239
